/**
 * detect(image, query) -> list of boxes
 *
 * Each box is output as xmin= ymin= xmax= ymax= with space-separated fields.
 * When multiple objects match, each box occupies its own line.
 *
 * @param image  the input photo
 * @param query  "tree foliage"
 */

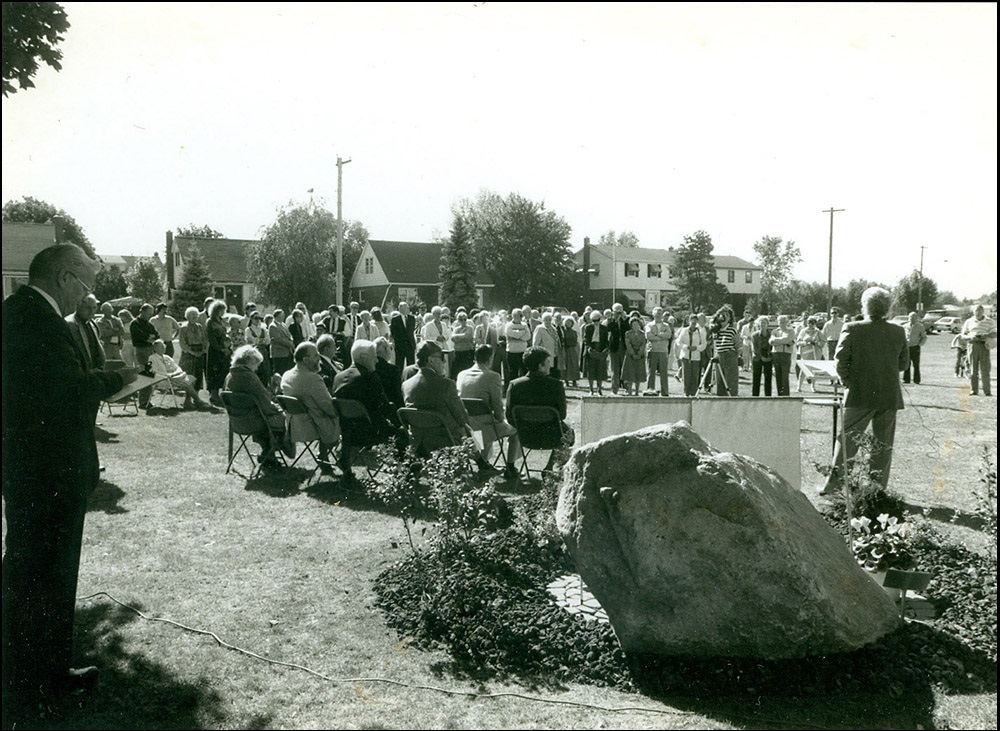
xmin=439 ymin=213 xmax=478 ymax=312
xmin=175 ymin=224 xmax=224 ymax=239
xmin=669 ymin=230 xmax=729 ymax=312
xmin=597 ymin=230 xmax=639 ymax=248
xmin=93 ymin=264 xmax=127 ymax=303
xmin=127 ymin=259 xmax=164 ymax=304
xmin=340 ymin=220 xmax=370 ymax=295
xmin=171 ymin=244 xmax=214 ymax=316
xmin=1 ymin=2 xmax=69 ymax=96
xmin=752 ymin=234 xmax=801 ymax=314
xmin=457 ymin=191 xmax=574 ymax=306
xmin=845 ymin=279 xmax=889 ymax=315
xmin=249 ymin=203 xmax=363 ymax=311
xmin=2 ymin=195 xmax=95 ymax=257
xmin=894 ymin=271 xmax=939 ymax=313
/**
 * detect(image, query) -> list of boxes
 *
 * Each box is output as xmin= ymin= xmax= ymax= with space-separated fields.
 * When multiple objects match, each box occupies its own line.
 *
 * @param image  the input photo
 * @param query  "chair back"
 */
xmin=510 ymin=405 xmax=563 ymax=450
xmin=276 ymin=394 xmax=320 ymax=443
xmin=332 ymin=397 xmax=378 ymax=448
xmin=220 ymin=390 xmax=266 ymax=434
xmin=461 ymin=397 xmax=497 ymax=440
xmin=397 ymin=407 xmax=457 ymax=456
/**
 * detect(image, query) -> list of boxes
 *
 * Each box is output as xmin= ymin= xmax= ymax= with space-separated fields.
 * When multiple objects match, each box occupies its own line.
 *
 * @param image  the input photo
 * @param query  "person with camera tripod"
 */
xmin=709 ymin=305 xmax=739 ymax=396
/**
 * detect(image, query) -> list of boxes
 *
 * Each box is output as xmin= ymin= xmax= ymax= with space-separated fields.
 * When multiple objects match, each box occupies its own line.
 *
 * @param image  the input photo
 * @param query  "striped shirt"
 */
xmin=714 ymin=325 xmax=738 ymax=353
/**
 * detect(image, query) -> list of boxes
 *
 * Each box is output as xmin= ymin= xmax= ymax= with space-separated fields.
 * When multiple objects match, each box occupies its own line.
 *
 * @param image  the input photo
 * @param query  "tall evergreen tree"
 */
xmin=669 ymin=230 xmax=729 ymax=312
xmin=439 ymin=214 xmax=478 ymax=311
xmin=171 ymin=244 xmax=214 ymax=316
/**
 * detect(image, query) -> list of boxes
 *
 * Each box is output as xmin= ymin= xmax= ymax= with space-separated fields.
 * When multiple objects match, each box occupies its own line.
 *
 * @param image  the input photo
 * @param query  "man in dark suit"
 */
xmin=401 ymin=341 xmax=498 ymax=476
xmin=607 ymin=303 xmax=629 ymax=394
xmin=373 ymin=337 xmax=404 ymax=413
xmin=505 ymin=346 xmax=573 ymax=474
xmin=819 ymin=286 xmax=909 ymax=496
xmin=2 ymin=244 xmax=137 ymax=715
xmin=66 ymin=293 xmax=106 ymax=372
xmin=390 ymin=302 xmax=417 ymax=369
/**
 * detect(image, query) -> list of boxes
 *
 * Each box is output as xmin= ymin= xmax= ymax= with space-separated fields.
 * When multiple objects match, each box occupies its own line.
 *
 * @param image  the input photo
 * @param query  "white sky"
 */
xmin=2 ymin=2 xmax=996 ymax=300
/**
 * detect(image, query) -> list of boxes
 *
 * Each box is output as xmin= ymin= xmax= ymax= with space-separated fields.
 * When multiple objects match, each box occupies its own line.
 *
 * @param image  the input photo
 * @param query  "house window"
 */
xmin=727 ymin=270 xmax=736 ymax=283
xmin=745 ymin=270 xmax=753 ymax=284
xmin=590 ymin=262 xmax=600 ymax=276
xmin=624 ymin=262 xmax=639 ymax=277
xmin=647 ymin=263 xmax=662 ymax=278
xmin=364 ymin=257 xmax=374 ymax=275
xmin=174 ymin=251 xmax=181 ymax=267
xmin=398 ymin=286 xmax=418 ymax=304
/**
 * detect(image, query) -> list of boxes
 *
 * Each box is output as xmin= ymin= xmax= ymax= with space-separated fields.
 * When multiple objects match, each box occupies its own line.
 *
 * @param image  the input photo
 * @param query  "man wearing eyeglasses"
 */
xmin=3 ymin=244 xmax=138 ymax=717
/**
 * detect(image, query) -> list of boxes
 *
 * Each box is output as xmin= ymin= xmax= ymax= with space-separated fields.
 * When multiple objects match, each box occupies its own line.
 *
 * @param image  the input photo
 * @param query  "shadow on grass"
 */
xmin=88 ymin=479 xmax=128 ymax=515
xmin=624 ymin=621 xmax=996 ymax=730
xmin=94 ymin=426 xmax=120 ymax=444
xmin=902 ymin=501 xmax=989 ymax=532
xmin=3 ymin=600 xmax=227 ymax=730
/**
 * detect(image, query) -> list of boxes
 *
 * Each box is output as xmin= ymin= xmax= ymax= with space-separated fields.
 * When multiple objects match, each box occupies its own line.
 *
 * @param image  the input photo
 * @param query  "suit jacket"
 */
xmin=402 ymin=367 xmax=470 ymax=445
xmin=375 ymin=356 xmax=404 ymax=412
xmin=333 ymin=363 xmax=398 ymax=435
xmin=835 ymin=319 xmax=909 ymax=411
xmin=280 ymin=364 xmax=340 ymax=444
xmin=66 ymin=314 xmax=106 ymax=371
xmin=505 ymin=371 xmax=567 ymax=423
xmin=390 ymin=312 xmax=417 ymax=355
xmin=607 ymin=316 xmax=629 ymax=353
xmin=223 ymin=364 xmax=284 ymax=433
xmin=3 ymin=286 xmax=124 ymax=496
xmin=582 ymin=322 xmax=610 ymax=353
xmin=456 ymin=363 xmax=506 ymax=423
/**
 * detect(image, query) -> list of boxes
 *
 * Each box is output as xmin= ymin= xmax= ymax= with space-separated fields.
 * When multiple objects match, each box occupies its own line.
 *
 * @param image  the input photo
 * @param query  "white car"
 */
xmin=934 ymin=316 xmax=963 ymax=334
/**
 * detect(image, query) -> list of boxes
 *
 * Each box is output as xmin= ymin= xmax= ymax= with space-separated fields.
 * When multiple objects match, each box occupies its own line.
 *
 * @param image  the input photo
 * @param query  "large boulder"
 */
xmin=556 ymin=422 xmax=899 ymax=660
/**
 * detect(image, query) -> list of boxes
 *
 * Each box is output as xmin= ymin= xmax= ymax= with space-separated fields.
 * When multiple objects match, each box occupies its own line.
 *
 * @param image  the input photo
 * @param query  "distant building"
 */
xmin=1 ymin=222 xmax=56 ymax=299
xmin=573 ymin=243 xmax=762 ymax=313
xmin=166 ymin=232 xmax=257 ymax=313
xmin=350 ymin=239 xmax=495 ymax=310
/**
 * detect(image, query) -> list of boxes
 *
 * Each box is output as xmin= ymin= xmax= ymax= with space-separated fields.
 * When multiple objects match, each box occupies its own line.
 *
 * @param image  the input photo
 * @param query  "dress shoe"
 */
xmin=55 ymin=666 xmax=100 ymax=695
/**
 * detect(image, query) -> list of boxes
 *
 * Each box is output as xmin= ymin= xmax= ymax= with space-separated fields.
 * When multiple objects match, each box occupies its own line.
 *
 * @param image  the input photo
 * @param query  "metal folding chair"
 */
xmin=102 ymin=360 xmax=139 ymax=416
xmin=149 ymin=376 xmax=181 ymax=409
xmin=332 ymin=397 xmax=384 ymax=480
xmin=275 ymin=395 xmax=323 ymax=480
xmin=461 ymin=397 xmax=510 ymax=469
xmin=510 ymin=405 xmax=564 ymax=481
xmin=220 ymin=390 xmax=275 ymax=479
xmin=397 ymin=407 xmax=459 ymax=458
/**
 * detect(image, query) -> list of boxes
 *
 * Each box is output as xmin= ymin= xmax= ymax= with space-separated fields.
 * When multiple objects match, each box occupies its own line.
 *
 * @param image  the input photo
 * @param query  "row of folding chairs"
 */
xmin=220 ymin=391 xmax=384 ymax=482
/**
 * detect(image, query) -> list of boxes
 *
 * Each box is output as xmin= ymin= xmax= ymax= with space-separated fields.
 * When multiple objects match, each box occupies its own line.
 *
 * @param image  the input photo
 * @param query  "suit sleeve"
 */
xmin=834 ymin=327 xmax=852 ymax=385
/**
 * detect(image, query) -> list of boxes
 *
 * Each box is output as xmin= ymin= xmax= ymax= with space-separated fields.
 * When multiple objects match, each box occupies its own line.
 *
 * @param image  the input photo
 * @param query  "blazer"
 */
xmin=390 ymin=312 xmax=417 ymax=353
xmin=280 ymin=363 xmax=341 ymax=444
xmin=333 ymin=363 xmax=398 ymax=433
xmin=582 ymin=322 xmax=610 ymax=353
xmin=505 ymin=371 xmax=567 ymax=423
xmin=402 ymin=367 xmax=470 ymax=443
xmin=456 ymin=363 xmax=506 ymax=423
xmin=66 ymin=314 xmax=106 ymax=371
xmin=223 ymin=364 xmax=284 ymax=433
xmin=374 ymin=356 xmax=404 ymax=412
xmin=835 ymin=319 xmax=909 ymax=411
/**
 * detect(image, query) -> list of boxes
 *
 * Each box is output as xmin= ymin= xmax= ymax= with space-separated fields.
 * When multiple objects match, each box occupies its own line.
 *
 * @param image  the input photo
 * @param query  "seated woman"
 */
xmin=224 ymin=344 xmax=291 ymax=469
xmin=147 ymin=339 xmax=213 ymax=411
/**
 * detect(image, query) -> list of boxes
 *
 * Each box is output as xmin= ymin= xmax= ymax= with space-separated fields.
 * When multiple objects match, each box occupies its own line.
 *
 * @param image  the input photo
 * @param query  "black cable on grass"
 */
xmin=78 ymin=591 xmax=705 ymax=720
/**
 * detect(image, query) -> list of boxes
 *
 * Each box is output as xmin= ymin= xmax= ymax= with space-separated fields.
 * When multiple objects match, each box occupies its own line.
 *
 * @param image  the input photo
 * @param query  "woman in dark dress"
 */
xmin=206 ymin=299 xmax=232 ymax=407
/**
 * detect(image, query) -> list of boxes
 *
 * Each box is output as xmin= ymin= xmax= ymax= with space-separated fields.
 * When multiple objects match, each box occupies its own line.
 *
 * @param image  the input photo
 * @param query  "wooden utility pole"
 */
xmin=823 ymin=207 xmax=845 ymax=314
xmin=336 ymin=155 xmax=352 ymax=307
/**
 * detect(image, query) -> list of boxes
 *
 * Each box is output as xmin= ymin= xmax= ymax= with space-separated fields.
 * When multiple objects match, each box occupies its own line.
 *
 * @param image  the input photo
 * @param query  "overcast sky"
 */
xmin=2 ymin=2 xmax=996 ymax=300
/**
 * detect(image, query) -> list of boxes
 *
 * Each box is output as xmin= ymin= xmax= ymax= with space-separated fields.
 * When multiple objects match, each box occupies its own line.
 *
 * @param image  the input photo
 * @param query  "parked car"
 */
xmin=934 ymin=316 xmax=963 ymax=334
xmin=889 ymin=315 xmax=909 ymax=327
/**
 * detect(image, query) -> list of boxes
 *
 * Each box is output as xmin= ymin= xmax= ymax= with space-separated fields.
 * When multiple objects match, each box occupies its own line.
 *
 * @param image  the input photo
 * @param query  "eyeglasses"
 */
xmin=67 ymin=270 xmax=93 ymax=293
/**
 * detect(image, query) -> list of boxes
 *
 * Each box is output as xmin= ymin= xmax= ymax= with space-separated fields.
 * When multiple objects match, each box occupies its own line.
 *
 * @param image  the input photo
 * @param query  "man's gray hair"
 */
xmin=351 ymin=339 xmax=377 ymax=369
xmin=861 ymin=287 xmax=892 ymax=320
xmin=232 ymin=344 xmax=263 ymax=368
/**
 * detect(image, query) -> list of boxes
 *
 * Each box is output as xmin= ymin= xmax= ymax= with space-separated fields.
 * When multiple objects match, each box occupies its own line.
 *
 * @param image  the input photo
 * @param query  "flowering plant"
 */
xmin=851 ymin=513 xmax=914 ymax=572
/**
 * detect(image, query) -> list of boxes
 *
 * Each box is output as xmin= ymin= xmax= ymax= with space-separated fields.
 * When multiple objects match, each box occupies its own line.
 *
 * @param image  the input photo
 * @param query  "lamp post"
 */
xmin=336 ymin=155 xmax=351 ymax=307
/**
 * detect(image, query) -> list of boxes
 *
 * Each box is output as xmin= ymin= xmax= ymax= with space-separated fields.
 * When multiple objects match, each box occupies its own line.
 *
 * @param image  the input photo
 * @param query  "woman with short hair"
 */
xmin=224 ymin=345 xmax=289 ymax=469
xmin=206 ymin=300 xmax=232 ymax=407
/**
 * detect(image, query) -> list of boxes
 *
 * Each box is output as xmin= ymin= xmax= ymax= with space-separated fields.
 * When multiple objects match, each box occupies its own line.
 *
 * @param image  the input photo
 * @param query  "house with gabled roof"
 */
xmin=165 ymin=231 xmax=257 ymax=313
xmin=350 ymin=239 xmax=495 ymax=311
xmin=573 ymin=242 xmax=762 ymax=313
xmin=2 ymin=222 xmax=57 ymax=299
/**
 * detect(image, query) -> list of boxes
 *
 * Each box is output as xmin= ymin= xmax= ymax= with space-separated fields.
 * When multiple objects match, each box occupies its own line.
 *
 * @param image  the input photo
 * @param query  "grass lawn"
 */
xmin=3 ymin=333 xmax=995 ymax=729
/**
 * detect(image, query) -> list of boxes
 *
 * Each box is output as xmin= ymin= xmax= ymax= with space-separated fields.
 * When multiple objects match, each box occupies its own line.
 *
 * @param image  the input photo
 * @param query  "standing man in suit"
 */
xmin=390 ymin=302 xmax=417 ymax=369
xmin=3 ymin=244 xmax=137 ymax=717
xmin=607 ymin=303 xmax=629 ymax=394
xmin=67 ymin=293 xmax=106 ymax=373
xmin=819 ymin=287 xmax=909 ymax=496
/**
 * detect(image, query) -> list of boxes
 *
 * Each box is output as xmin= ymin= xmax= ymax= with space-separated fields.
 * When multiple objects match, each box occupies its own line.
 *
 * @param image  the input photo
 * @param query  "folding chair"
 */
xmin=149 ymin=376 xmax=181 ymax=409
xmin=220 ymin=390 xmax=275 ymax=479
xmin=397 ymin=407 xmax=459 ymax=458
xmin=275 ymin=395 xmax=323 ymax=479
xmin=510 ymin=405 xmax=565 ymax=481
xmin=461 ymin=397 xmax=510 ymax=470
xmin=102 ymin=360 xmax=139 ymax=416
xmin=332 ymin=397 xmax=384 ymax=480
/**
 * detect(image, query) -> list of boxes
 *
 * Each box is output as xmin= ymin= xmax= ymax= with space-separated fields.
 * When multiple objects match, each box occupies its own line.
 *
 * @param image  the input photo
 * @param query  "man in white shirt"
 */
xmin=457 ymin=344 xmax=520 ymax=479
xmin=961 ymin=305 xmax=997 ymax=396
xmin=148 ymin=339 xmax=212 ymax=410
xmin=644 ymin=307 xmax=672 ymax=396
xmin=821 ymin=308 xmax=845 ymax=360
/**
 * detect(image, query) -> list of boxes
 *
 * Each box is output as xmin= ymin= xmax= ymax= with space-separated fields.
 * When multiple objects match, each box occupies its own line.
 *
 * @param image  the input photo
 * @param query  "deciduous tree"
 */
xmin=894 ymin=271 xmax=939 ymax=314
xmin=127 ymin=259 xmax=164 ymax=304
xmin=439 ymin=213 xmax=478 ymax=312
xmin=752 ymin=235 xmax=801 ymax=314
xmin=2 ymin=2 xmax=69 ymax=96
xmin=669 ymin=230 xmax=729 ymax=312
xmin=598 ymin=230 xmax=639 ymax=248
xmin=2 ymin=195 xmax=95 ymax=257
xmin=93 ymin=264 xmax=127 ymax=303
xmin=175 ymin=224 xmax=224 ymax=239
xmin=457 ymin=191 xmax=573 ymax=306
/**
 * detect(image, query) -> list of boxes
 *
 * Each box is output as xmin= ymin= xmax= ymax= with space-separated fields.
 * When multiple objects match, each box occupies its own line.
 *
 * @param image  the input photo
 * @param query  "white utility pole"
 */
xmin=336 ymin=155 xmax=352 ymax=307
